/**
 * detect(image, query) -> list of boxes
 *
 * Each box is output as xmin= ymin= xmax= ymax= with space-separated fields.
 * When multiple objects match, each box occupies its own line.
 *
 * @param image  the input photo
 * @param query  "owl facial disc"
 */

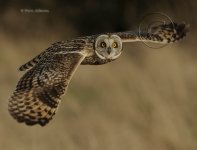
xmin=95 ymin=34 xmax=123 ymax=60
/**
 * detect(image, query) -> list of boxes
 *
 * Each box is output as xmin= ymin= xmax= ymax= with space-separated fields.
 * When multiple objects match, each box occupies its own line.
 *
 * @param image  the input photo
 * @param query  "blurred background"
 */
xmin=0 ymin=0 xmax=196 ymax=150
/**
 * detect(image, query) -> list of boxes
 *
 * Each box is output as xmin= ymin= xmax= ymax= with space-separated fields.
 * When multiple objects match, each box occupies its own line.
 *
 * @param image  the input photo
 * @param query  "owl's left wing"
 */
xmin=117 ymin=22 xmax=189 ymax=44
xmin=8 ymin=52 xmax=86 ymax=126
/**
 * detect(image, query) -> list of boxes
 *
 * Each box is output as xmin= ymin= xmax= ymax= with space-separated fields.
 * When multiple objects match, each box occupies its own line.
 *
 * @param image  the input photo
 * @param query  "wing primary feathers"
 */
xmin=141 ymin=22 xmax=190 ymax=43
xmin=119 ymin=22 xmax=189 ymax=44
xmin=9 ymin=52 xmax=86 ymax=126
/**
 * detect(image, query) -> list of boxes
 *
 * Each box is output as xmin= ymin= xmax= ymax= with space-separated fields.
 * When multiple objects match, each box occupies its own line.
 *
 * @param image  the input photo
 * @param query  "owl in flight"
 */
xmin=8 ymin=22 xmax=189 ymax=126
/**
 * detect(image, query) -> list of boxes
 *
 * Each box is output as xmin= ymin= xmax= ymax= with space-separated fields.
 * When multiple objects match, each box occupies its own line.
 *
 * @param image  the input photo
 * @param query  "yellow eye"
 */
xmin=100 ymin=42 xmax=106 ymax=48
xmin=112 ymin=42 xmax=118 ymax=48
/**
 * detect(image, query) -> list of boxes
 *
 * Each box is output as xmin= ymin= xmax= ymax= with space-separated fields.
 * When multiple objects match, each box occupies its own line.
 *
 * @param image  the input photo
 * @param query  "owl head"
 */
xmin=95 ymin=34 xmax=123 ymax=60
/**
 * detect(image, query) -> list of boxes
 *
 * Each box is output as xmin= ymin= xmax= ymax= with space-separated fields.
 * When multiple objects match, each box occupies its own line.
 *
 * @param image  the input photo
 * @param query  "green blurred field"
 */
xmin=0 ymin=1 xmax=197 ymax=150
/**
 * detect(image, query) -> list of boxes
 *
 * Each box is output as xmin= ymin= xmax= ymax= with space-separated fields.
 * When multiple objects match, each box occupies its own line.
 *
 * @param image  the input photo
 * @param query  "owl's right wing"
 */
xmin=117 ymin=22 xmax=189 ymax=44
xmin=8 ymin=52 xmax=86 ymax=126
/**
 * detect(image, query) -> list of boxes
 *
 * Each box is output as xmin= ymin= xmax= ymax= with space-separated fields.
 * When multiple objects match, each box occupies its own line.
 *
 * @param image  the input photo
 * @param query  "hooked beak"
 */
xmin=107 ymin=47 xmax=111 ymax=54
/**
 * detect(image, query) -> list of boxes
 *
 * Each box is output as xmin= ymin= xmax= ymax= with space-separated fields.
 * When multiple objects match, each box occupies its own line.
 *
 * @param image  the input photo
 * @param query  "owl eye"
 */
xmin=100 ymin=42 xmax=106 ymax=48
xmin=112 ymin=42 xmax=118 ymax=48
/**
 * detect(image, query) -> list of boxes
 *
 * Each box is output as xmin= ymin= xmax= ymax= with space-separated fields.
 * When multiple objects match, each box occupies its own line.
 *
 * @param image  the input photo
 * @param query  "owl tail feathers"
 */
xmin=8 ymin=91 xmax=59 ymax=126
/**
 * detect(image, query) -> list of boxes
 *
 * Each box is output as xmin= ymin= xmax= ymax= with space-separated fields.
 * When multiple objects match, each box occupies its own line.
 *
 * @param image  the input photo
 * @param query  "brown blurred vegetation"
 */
xmin=0 ymin=0 xmax=197 ymax=150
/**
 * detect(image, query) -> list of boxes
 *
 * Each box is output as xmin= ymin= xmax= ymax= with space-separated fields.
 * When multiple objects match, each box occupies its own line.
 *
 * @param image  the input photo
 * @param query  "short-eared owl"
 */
xmin=8 ymin=22 xmax=189 ymax=126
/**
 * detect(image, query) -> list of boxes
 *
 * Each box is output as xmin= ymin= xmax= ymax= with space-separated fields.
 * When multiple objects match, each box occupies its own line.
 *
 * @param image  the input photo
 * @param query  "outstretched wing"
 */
xmin=8 ymin=52 xmax=86 ymax=126
xmin=117 ymin=22 xmax=189 ymax=43
xmin=18 ymin=40 xmax=87 ymax=71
